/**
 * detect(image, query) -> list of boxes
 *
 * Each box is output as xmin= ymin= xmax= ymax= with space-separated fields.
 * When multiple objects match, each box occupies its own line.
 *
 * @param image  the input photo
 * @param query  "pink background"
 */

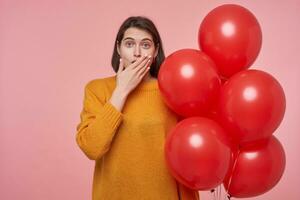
xmin=1 ymin=0 xmax=299 ymax=199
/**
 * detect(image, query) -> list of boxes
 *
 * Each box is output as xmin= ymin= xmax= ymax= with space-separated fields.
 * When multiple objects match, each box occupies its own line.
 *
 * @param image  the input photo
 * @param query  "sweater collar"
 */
xmin=135 ymin=78 xmax=158 ymax=91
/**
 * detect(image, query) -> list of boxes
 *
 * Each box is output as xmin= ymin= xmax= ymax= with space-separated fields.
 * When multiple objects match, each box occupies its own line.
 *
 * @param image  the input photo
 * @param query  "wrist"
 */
xmin=114 ymin=88 xmax=128 ymax=99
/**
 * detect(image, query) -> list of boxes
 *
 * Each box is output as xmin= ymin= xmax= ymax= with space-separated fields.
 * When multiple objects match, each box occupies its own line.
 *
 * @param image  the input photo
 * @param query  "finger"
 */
xmin=133 ymin=59 xmax=150 ymax=75
xmin=137 ymin=63 xmax=151 ymax=79
xmin=128 ymin=55 xmax=149 ymax=69
xmin=137 ymin=59 xmax=151 ymax=77
xmin=117 ymin=58 xmax=124 ymax=74
xmin=136 ymin=56 xmax=151 ymax=71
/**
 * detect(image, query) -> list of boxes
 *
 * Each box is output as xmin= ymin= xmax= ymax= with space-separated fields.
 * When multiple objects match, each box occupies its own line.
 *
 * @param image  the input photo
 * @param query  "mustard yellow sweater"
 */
xmin=76 ymin=75 xmax=200 ymax=200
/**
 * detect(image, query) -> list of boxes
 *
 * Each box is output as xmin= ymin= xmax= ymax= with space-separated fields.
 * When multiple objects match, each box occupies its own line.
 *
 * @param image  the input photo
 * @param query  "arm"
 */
xmin=76 ymin=82 xmax=126 ymax=160
xmin=109 ymin=88 xmax=128 ymax=112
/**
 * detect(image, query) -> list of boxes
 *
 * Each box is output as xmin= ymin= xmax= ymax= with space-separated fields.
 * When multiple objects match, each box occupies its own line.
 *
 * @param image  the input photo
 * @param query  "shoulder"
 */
xmin=85 ymin=75 xmax=116 ymax=91
xmin=84 ymin=75 xmax=116 ymax=101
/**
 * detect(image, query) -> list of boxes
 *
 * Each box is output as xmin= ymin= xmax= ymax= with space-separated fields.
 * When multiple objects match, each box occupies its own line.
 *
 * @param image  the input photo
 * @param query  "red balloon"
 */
xmin=199 ymin=4 xmax=262 ymax=78
xmin=223 ymin=136 xmax=286 ymax=198
xmin=165 ymin=117 xmax=231 ymax=190
xmin=218 ymin=69 xmax=286 ymax=144
xmin=158 ymin=49 xmax=221 ymax=118
xmin=206 ymin=76 xmax=228 ymax=120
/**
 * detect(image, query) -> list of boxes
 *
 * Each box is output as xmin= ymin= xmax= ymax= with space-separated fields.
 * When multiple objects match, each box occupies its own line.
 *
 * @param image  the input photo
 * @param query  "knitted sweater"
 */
xmin=76 ymin=75 xmax=200 ymax=200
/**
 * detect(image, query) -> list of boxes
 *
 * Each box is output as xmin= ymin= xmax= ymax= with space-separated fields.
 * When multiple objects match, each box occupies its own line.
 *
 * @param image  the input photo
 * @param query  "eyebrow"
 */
xmin=123 ymin=37 xmax=153 ymax=42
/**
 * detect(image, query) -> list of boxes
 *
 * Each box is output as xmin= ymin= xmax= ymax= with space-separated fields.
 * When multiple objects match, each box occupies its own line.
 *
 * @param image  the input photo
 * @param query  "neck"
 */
xmin=142 ymin=72 xmax=156 ymax=82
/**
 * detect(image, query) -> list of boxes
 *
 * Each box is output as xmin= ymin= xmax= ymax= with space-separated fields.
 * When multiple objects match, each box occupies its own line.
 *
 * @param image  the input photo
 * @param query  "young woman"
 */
xmin=76 ymin=16 xmax=200 ymax=200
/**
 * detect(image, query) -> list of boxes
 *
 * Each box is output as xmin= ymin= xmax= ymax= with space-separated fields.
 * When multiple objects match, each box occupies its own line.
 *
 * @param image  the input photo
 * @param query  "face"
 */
xmin=117 ymin=27 xmax=158 ymax=68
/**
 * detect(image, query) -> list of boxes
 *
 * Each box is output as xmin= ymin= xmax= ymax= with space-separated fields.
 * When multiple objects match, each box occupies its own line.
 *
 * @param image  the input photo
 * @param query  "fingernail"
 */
xmin=147 ymin=67 xmax=150 ymax=70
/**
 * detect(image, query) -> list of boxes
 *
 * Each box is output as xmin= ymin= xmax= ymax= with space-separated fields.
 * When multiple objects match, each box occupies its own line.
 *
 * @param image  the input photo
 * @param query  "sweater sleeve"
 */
xmin=76 ymin=81 xmax=123 ymax=160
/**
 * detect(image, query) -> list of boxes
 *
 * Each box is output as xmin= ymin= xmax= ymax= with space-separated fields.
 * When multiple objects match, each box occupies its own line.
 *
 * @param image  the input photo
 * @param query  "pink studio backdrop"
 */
xmin=1 ymin=0 xmax=299 ymax=199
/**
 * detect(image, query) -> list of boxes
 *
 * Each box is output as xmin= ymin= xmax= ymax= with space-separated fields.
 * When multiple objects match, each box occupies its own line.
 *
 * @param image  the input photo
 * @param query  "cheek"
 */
xmin=120 ymin=50 xmax=132 ymax=62
xmin=120 ymin=50 xmax=131 ymax=57
xmin=140 ymin=50 xmax=154 ymax=57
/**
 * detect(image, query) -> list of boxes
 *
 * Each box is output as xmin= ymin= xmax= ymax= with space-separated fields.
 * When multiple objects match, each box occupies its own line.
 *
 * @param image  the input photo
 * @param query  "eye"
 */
xmin=142 ymin=43 xmax=151 ymax=48
xmin=125 ymin=41 xmax=134 ymax=47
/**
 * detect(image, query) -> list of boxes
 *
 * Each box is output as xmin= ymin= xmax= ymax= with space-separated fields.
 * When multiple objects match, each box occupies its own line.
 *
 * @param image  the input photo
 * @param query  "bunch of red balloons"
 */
xmin=159 ymin=4 xmax=286 ymax=198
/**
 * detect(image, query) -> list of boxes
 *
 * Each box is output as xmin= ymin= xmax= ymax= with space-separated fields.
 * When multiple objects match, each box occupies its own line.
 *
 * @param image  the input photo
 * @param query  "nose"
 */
xmin=134 ymin=45 xmax=141 ymax=58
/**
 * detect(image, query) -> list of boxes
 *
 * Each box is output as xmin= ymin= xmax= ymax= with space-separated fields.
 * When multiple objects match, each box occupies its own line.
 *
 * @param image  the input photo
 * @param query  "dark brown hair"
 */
xmin=111 ymin=16 xmax=165 ymax=78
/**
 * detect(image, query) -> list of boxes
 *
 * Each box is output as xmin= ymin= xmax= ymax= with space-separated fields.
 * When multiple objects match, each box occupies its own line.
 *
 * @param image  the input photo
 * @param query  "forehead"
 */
xmin=122 ymin=27 xmax=153 ymax=42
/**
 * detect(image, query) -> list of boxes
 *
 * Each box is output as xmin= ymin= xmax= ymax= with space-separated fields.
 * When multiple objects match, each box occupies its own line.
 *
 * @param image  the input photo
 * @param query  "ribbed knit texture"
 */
xmin=76 ymin=75 xmax=200 ymax=200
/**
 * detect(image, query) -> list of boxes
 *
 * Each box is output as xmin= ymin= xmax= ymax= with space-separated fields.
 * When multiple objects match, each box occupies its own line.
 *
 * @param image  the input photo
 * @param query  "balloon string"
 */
xmin=210 ymin=188 xmax=216 ymax=200
xmin=212 ymin=185 xmax=222 ymax=200
xmin=211 ymin=185 xmax=223 ymax=200
xmin=222 ymin=187 xmax=232 ymax=200
xmin=214 ymin=189 xmax=216 ymax=200
xmin=218 ymin=185 xmax=220 ymax=200
xmin=219 ymin=185 xmax=222 ymax=200
xmin=225 ymin=148 xmax=241 ymax=196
